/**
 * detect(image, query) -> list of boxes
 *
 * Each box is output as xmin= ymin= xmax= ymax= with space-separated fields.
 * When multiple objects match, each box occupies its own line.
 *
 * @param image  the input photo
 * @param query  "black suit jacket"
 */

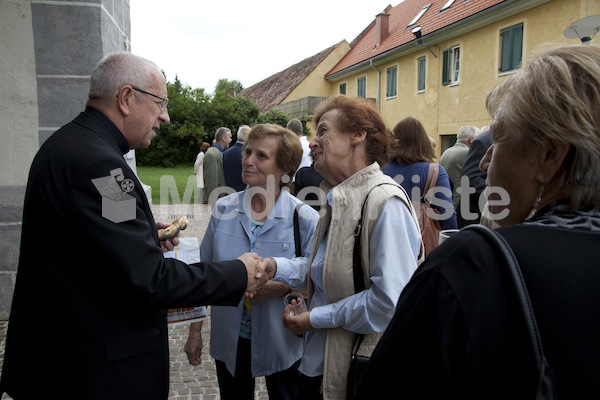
xmin=456 ymin=130 xmax=492 ymax=227
xmin=357 ymin=223 xmax=600 ymax=399
xmin=0 ymin=109 xmax=247 ymax=399
xmin=293 ymin=164 xmax=325 ymax=211
xmin=223 ymin=141 xmax=246 ymax=191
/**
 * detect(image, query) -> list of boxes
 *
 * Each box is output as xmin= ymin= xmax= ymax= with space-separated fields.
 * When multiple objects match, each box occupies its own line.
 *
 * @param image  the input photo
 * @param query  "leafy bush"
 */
xmin=137 ymin=77 xmax=301 ymax=167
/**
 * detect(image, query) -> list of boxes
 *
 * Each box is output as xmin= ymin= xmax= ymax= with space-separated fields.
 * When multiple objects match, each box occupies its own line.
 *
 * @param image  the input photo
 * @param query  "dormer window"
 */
xmin=440 ymin=0 xmax=456 ymax=11
xmin=407 ymin=4 xmax=431 ymax=27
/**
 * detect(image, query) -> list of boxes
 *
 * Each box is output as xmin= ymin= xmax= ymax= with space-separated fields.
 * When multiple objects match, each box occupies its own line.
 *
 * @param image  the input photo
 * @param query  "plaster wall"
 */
xmin=284 ymin=41 xmax=351 ymax=101
xmin=0 ymin=0 xmax=39 ymax=187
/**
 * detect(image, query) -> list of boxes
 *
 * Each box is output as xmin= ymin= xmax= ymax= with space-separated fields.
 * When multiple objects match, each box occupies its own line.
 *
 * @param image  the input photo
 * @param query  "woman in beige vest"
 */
xmin=267 ymin=95 xmax=423 ymax=399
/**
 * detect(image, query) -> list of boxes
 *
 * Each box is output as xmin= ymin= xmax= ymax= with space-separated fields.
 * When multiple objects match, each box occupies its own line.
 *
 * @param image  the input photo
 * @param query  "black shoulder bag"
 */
xmin=465 ymin=225 xmax=556 ymax=400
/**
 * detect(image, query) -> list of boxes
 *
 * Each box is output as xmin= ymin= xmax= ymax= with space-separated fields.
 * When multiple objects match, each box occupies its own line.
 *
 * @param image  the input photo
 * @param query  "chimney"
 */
xmin=376 ymin=12 xmax=390 ymax=46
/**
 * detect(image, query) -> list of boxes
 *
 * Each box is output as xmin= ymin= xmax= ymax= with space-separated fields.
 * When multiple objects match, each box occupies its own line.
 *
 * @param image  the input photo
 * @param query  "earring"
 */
xmin=525 ymin=185 xmax=545 ymax=221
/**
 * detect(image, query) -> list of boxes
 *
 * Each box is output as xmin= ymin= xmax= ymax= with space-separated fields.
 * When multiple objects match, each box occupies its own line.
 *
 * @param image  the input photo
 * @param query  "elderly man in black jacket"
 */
xmin=0 ymin=52 xmax=270 ymax=400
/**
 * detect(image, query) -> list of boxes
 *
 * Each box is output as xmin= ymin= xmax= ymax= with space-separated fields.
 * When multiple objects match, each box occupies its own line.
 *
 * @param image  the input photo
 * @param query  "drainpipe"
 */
xmin=370 ymin=59 xmax=380 ymax=110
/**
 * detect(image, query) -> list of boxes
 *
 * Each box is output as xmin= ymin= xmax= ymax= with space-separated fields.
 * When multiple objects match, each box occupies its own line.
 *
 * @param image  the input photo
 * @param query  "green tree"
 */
xmin=214 ymin=79 xmax=244 ymax=96
xmin=255 ymin=109 xmax=292 ymax=126
xmin=205 ymin=92 xmax=260 ymax=142
xmin=137 ymin=77 xmax=262 ymax=166
xmin=137 ymin=76 xmax=210 ymax=167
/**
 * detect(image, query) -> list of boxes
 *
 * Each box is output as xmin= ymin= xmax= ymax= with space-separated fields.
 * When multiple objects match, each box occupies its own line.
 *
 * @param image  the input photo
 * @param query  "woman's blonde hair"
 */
xmin=486 ymin=44 xmax=600 ymax=208
xmin=243 ymin=124 xmax=302 ymax=188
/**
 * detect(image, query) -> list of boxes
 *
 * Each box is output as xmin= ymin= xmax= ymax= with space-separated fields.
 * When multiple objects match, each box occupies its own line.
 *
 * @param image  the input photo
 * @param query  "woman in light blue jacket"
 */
xmin=184 ymin=124 xmax=319 ymax=400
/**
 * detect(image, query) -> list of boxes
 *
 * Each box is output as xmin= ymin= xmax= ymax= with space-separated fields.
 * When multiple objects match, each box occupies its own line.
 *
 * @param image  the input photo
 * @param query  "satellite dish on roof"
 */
xmin=564 ymin=15 xmax=600 ymax=44
xmin=411 ymin=26 xmax=422 ymax=39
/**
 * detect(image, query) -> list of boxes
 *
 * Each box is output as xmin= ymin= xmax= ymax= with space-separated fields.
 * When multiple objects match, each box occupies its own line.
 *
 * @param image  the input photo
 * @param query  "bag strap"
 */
xmin=294 ymin=205 xmax=301 ymax=257
xmin=351 ymin=183 xmax=400 ymax=355
xmin=464 ymin=225 xmax=556 ymax=399
xmin=423 ymin=163 xmax=439 ymax=201
xmin=353 ymin=182 xmax=400 ymax=293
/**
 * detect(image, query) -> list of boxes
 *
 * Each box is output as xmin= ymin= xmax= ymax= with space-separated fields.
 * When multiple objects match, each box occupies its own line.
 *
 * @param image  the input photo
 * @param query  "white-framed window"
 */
xmin=442 ymin=45 xmax=460 ymax=85
xmin=450 ymin=45 xmax=460 ymax=84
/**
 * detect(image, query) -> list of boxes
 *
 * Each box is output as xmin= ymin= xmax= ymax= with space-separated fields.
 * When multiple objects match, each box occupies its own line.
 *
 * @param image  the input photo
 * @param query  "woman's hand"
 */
xmin=184 ymin=321 xmax=203 ymax=365
xmin=253 ymin=281 xmax=289 ymax=302
xmin=283 ymin=307 xmax=312 ymax=336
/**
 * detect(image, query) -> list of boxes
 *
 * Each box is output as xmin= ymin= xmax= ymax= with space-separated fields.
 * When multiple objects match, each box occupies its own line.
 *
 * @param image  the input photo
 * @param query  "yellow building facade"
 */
xmin=325 ymin=0 xmax=600 ymax=154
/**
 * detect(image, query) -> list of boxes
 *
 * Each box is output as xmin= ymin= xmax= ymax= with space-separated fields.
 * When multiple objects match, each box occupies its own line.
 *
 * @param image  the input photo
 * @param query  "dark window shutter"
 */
xmin=442 ymin=49 xmax=450 ymax=85
xmin=500 ymin=24 xmax=523 ymax=72
xmin=500 ymin=28 xmax=512 ymax=72
xmin=387 ymin=66 xmax=397 ymax=97
xmin=511 ymin=24 xmax=523 ymax=70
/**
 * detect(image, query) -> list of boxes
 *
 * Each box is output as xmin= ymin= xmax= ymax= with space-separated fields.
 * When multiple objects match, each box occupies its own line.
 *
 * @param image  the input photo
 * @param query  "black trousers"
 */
xmin=297 ymin=373 xmax=324 ymax=400
xmin=215 ymin=337 xmax=301 ymax=400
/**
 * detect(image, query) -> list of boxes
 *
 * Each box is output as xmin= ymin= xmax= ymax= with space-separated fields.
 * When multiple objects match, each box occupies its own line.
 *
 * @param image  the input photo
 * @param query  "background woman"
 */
xmin=357 ymin=44 xmax=600 ymax=399
xmin=382 ymin=116 xmax=457 ymax=230
xmin=185 ymin=124 xmax=319 ymax=400
xmin=194 ymin=141 xmax=210 ymax=190
xmin=268 ymin=95 xmax=422 ymax=399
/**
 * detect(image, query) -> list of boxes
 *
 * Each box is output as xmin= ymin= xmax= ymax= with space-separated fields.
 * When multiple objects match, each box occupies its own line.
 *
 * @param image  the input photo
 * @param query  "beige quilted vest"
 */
xmin=306 ymin=163 xmax=422 ymax=400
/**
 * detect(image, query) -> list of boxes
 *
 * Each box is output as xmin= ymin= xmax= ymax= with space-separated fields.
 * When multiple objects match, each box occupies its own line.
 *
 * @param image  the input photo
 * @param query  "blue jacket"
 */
xmin=204 ymin=189 xmax=319 ymax=377
xmin=223 ymin=142 xmax=246 ymax=191
xmin=382 ymin=161 xmax=457 ymax=230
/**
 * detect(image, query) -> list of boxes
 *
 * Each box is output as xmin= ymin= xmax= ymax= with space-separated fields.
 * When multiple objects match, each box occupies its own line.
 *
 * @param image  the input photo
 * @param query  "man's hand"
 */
xmin=184 ymin=321 xmax=203 ymax=366
xmin=157 ymin=221 xmax=180 ymax=252
xmin=259 ymin=258 xmax=277 ymax=280
xmin=238 ymin=252 xmax=268 ymax=298
xmin=253 ymin=281 xmax=289 ymax=303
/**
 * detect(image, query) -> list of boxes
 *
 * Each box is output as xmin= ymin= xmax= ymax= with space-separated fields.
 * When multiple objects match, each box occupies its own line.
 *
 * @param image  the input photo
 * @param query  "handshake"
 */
xmin=237 ymin=253 xmax=277 ymax=298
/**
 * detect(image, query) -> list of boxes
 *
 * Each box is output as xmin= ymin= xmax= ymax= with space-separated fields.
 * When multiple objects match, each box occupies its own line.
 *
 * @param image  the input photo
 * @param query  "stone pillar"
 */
xmin=0 ymin=188 xmax=25 ymax=320
xmin=0 ymin=0 xmax=131 ymax=319
xmin=33 ymin=0 xmax=131 ymax=145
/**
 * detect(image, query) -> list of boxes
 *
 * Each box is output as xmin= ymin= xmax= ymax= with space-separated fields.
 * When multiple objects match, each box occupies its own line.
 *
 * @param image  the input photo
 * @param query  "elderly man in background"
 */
xmin=223 ymin=125 xmax=250 ymax=192
xmin=287 ymin=118 xmax=311 ymax=180
xmin=204 ymin=126 xmax=232 ymax=203
xmin=0 ymin=52 xmax=268 ymax=400
xmin=439 ymin=125 xmax=479 ymax=208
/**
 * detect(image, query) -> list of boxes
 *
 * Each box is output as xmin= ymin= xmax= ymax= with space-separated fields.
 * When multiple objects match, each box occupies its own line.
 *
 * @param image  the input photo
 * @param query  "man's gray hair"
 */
xmin=215 ymin=127 xmax=231 ymax=142
xmin=237 ymin=125 xmax=250 ymax=142
xmin=88 ymin=52 xmax=159 ymax=103
xmin=286 ymin=118 xmax=303 ymax=136
xmin=457 ymin=125 xmax=479 ymax=142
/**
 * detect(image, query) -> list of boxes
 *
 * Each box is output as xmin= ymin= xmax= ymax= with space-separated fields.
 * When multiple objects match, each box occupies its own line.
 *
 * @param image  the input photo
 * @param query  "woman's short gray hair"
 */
xmin=88 ymin=52 xmax=159 ymax=103
xmin=486 ymin=43 xmax=600 ymax=208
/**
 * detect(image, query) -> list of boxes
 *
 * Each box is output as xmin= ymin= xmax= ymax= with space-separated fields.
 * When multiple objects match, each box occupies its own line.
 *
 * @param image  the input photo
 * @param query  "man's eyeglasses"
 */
xmin=131 ymin=86 xmax=169 ymax=111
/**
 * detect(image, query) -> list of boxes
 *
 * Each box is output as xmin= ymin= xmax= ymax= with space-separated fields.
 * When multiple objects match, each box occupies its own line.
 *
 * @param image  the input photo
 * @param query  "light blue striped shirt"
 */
xmin=274 ymin=193 xmax=421 ymax=376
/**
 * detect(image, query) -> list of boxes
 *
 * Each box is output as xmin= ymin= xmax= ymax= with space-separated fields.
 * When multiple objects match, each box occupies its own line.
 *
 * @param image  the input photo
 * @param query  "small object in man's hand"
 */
xmin=158 ymin=216 xmax=188 ymax=240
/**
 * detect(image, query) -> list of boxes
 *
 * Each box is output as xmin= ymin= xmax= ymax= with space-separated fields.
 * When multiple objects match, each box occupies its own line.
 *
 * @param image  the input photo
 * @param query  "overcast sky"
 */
xmin=130 ymin=0 xmax=392 ymax=94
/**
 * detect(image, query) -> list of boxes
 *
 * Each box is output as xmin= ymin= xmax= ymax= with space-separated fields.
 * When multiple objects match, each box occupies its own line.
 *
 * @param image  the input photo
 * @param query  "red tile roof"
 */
xmin=239 ymin=42 xmax=343 ymax=112
xmin=327 ymin=0 xmax=507 ymax=76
